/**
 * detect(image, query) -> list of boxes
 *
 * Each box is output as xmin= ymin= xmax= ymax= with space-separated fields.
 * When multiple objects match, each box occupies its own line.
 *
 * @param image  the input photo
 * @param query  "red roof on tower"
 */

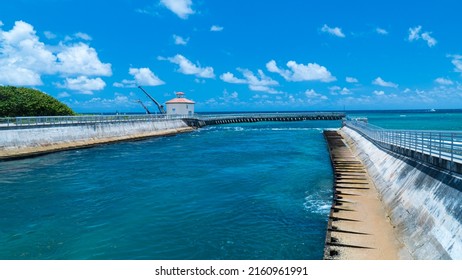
xmin=166 ymin=92 xmax=195 ymax=104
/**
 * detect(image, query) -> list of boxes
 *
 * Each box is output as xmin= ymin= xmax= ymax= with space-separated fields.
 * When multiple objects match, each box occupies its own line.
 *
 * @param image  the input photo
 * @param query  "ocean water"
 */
xmin=348 ymin=109 xmax=462 ymax=130
xmin=0 ymin=120 xmax=340 ymax=260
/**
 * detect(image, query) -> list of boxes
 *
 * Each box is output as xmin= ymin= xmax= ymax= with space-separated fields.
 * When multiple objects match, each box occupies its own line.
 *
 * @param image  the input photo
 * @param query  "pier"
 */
xmin=180 ymin=112 xmax=345 ymax=127
xmin=195 ymin=112 xmax=345 ymax=126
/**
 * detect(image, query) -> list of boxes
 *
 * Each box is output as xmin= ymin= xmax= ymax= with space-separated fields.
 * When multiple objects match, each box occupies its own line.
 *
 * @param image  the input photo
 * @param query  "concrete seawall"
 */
xmin=0 ymin=119 xmax=193 ymax=160
xmin=342 ymin=127 xmax=462 ymax=259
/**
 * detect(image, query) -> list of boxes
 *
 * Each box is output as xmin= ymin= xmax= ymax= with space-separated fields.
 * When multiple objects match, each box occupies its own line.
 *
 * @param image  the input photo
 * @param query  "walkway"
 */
xmin=323 ymin=130 xmax=407 ymax=259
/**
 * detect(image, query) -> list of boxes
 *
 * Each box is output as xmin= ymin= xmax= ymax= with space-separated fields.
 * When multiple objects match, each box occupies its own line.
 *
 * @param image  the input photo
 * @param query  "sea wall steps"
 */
xmin=323 ymin=130 xmax=406 ymax=260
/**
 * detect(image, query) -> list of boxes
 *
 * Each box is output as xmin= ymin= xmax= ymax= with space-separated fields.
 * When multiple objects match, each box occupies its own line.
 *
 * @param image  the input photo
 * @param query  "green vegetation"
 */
xmin=0 ymin=86 xmax=75 ymax=117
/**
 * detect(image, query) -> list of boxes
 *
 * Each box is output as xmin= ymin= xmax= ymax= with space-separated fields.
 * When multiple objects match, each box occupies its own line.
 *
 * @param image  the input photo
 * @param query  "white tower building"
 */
xmin=165 ymin=92 xmax=195 ymax=116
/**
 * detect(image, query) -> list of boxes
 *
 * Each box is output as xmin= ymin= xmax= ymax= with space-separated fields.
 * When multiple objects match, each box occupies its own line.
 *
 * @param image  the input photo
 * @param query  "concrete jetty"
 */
xmin=323 ymin=130 xmax=408 ymax=259
xmin=0 ymin=116 xmax=193 ymax=160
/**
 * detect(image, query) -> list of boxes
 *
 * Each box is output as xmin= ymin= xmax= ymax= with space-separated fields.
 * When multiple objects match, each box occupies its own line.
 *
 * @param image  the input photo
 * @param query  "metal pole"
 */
xmin=421 ymin=132 xmax=424 ymax=154
xmin=429 ymin=132 xmax=432 ymax=156
xmin=451 ymin=133 xmax=454 ymax=171
xmin=439 ymin=132 xmax=442 ymax=159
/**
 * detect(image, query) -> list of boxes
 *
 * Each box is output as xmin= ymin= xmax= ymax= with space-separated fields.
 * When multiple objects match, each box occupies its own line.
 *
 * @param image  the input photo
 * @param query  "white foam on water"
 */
xmin=303 ymin=194 xmax=331 ymax=215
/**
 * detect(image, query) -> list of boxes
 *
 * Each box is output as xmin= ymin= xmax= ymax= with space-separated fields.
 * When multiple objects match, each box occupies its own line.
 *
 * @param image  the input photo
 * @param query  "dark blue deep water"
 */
xmin=0 ymin=121 xmax=340 ymax=259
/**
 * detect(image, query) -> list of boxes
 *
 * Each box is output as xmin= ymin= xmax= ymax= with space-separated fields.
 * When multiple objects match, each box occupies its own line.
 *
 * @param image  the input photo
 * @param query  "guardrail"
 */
xmin=344 ymin=119 xmax=462 ymax=172
xmin=0 ymin=114 xmax=192 ymax=129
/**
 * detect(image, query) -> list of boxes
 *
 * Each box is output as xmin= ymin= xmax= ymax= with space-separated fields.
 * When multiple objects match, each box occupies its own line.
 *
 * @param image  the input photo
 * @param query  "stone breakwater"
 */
xmin=0 ymin=119 xmax=193 ymax=160
xmin=342 ymin=126 xmax=462 ymax=259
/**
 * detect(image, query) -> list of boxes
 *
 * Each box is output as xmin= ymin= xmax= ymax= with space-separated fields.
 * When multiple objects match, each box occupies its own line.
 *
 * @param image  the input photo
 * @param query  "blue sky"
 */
xmin=1 ymin=0 xmax=462 ymax=113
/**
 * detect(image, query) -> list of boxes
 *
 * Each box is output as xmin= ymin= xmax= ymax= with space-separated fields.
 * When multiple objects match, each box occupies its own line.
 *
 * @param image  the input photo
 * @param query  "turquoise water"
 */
xmin=0 ymin=120 xmax=339 ymax=260
xmin=348 ymin=109 xmax=462 ymax=130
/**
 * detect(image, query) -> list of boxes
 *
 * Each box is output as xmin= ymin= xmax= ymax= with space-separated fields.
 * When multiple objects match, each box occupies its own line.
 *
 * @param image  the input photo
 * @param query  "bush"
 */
xmin=0 ymin=86 xmax=75 ymax=117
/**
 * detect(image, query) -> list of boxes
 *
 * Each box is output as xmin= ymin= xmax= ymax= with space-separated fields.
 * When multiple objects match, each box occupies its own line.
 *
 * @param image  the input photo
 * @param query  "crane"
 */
xmin=137 ymin=86 xmax=166 ymax=114
xmin=135 ymin=100 xmax=151 ymax=114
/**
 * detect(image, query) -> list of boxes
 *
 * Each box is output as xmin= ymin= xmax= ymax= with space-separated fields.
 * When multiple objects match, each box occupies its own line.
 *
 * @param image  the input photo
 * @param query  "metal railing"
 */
xmin=0 ymin=114 xmax=193 ymax=129
xmin=344 ymin=119 xmax=462 ymax=166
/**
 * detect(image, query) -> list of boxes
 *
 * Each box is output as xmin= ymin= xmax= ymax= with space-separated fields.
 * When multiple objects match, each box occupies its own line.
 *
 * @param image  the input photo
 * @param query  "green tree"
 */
xmin=0 ymin=86 xmax=75 ymax=117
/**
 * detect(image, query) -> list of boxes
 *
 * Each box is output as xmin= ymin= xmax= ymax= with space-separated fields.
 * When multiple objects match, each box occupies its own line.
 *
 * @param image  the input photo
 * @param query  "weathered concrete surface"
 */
xmin=342 ymin=127 xmax=462 ymax=259
xmin=0 ymin=119 xmax=192 ymax=160
xmin=323 ymin=130 xmax=408 ymax=260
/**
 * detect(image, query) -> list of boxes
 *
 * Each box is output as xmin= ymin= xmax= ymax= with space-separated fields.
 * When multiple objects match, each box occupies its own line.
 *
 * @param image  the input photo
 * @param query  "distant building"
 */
xmin=165 ymin=92 xmax=195 ymax=116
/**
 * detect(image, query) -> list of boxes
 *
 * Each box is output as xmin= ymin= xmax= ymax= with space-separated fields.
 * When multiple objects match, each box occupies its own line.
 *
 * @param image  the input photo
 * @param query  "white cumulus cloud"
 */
xmin=243 ymin=69 xmax=279 ymax=93
xmin=220 ymin=72 xmax=247 ymax=84
xmin=330 ymin=86 xmax=352 ymax=95
xmin=129 ymin=67 xmax=164 ymax=86
xmin=435 ymin=77 xmax=454 ymax=85
xmin=74 ymin=32 xmax=92 ymax=41
xmin=0 ymin=20 xmax=57 ymax=85
xmin=57 ymin=92 xmax=70 ymax=98
xmin=346 ymin=76 xmax=358 ymax=83
xmin=173 ymin=34 xmax=188 ymax=45
xmin=56 ymin=42 xmax=112 ymax=76
xmin=56 ymin=76 xmax=106 ymax=94
xmin=373 ymin=90 xmax=385 ymax=96
xmin=160 ymin=54 xmax=215 ymax=78
xmin=219 ymin=89 xmax=239 ymax=102
xmin=0 ymin=66 xmax=42 ymax=86
xmin=321 ymin=24 xmax=345 ymax=38
xmin=210 ymin=25 xmax=224 ymax=32
xmin=408 ymin=26 xmax=437 ymax=47
xmin=114 ymin=67 xmax=165 ymax=88
xmin=421 ymin=32 xmax=437 ymax=47
xmin=408 ymin=26 xmax=422 ymax=41
xmin=376 ymin=28 xmax=388 ymax=35
xmin=305 ymin=89 xmax=328 ymax=100
xmin=373 ymin=77 xmax=398 ymax=88
xmin=160 ymin=0 xmax=195 ymax=19
xmin=220 ymin=69 xmax=280 ymax=93
xmin=0 ymin=20 xmax=112 ymax=91
xmin=44 ymin=31 xmax=57 ymax=39
xmin=266 ymin=59 xmax=336 ymax=82
xmin=448 ymin=54 xmax=462 ymax=73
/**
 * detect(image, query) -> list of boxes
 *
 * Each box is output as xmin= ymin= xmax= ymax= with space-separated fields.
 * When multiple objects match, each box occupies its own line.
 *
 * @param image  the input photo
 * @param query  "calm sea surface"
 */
xmin=1 ymin=109 xmax=461 ymax=260
xmin=348 ymin=109 xmax=462 ymax=130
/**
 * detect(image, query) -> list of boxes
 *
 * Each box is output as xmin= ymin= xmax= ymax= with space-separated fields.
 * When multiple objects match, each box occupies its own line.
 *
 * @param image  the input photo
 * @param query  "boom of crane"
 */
xmin=137 ymin=86 xmax=166 ymax=114
xmin=136 ymin=100 xmax=151 ymax=114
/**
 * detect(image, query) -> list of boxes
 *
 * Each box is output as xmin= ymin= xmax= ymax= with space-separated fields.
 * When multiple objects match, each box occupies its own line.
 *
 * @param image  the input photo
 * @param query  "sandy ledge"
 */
xmin=0 ymin=127 xmax=195 ymax=160
xmin=324 ymin=129 xmax=411 ymax=260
